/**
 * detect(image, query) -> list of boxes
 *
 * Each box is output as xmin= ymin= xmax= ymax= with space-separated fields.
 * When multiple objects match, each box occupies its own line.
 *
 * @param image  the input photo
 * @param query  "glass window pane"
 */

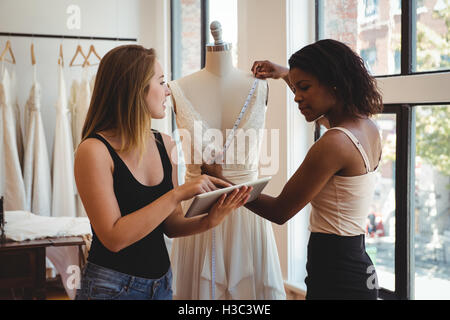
xmin=415 ymin=0 xmax=450 ymax=72
xmin=172 ymin=0 xmax=202 ymax=79
xmin=414 ymin=105 xmax=450 ymax=300
xmin=208 ymin=0 xmax=238 ymax=66
xmin=366 ymin=113 xmax=397 ymax=292
xmin=318 ymin=0 xmax=402 ymax=76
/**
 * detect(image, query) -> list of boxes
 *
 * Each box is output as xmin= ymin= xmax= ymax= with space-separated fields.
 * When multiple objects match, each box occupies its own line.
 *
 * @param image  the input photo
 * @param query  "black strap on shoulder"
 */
xmin=152 ymin=130 xmax=173 ymax=179
xmin=88 ymin=133 xmax=121 ymax=163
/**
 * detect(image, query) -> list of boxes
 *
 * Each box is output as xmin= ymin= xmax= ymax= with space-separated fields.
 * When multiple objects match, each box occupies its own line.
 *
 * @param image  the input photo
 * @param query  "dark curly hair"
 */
xmin=288 ymin=39 xmax=383 ymax=117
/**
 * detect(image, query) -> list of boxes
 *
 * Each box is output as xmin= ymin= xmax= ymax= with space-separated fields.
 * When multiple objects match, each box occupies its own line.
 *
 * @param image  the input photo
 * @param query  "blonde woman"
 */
xmin=74 ymin=45 xmax=251 ymax=300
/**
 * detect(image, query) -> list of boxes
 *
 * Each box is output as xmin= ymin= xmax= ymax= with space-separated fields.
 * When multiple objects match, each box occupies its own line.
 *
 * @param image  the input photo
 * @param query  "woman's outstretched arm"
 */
xmin=251 ymin=60 xmax=293 ymax=92
xmin=245 ymin=130 xmax=348 ymax=224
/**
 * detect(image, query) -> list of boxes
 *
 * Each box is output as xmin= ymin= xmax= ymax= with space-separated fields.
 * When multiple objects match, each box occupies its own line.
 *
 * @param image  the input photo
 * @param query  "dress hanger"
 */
xmin=0 ymin=40 xmax=16 ymax=64
xmin=82 ymin=44 xmax=101 ymax=67
xmin=70 ymin=44 xmax=89 ymax=67
xmin=31 ymin=43 xmax=36 ymax=66
xmin=58 ymin=43 xmax=64 ymax=67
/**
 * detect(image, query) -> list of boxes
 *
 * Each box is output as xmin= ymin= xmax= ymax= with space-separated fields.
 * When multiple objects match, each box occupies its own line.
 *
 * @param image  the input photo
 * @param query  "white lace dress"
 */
xmin=10 ymin=68 xmax=24 ymax=169
xmin=52 ymin=64 xmax=77 ymax=217
xmin=71 ymin=67 xmax=91 ymax=217
xmin=0 ymin=68 xmax=26 ymax=210
xmin=23 ymin=65 xmax=52 ymax=216
xmin=72 ymin=67 xmax=91 ymax=150
xmin=168 ymin=79 xmax=286 ymax=300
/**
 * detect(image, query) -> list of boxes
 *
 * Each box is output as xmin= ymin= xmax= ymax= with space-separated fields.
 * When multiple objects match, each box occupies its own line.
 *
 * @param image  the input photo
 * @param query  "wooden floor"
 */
xmin=0 ymin=277 xmax=70 ymax=300
xmin=1 ymin=281 xmax=304 ymax=300
xmin=44 ymin=284 xmax=304 ymax=300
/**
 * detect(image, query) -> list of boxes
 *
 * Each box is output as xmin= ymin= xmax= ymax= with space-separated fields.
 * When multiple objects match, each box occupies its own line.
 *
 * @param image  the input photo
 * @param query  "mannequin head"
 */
xmin=288 ymin=39 xmax=383 ymax=122
xmin=82 ymin=45 xmax=160 ymax=156
xmin=207 ymin=20 xmax=232 ymax=51
xmin=203 ymin=21 xmax=234 ymax=76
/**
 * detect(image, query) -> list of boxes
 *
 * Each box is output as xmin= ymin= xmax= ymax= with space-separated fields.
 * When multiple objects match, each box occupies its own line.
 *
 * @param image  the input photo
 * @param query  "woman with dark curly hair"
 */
xmin=204 ymin=39 xmax=383 ymax=299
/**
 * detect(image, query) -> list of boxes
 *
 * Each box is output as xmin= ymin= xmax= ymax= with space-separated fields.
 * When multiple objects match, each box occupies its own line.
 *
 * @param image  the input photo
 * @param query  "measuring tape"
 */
xmin=205 ymin=79 xmax=259 ymax=165
xmin=210 ymin=78 xmax=259 ymax=300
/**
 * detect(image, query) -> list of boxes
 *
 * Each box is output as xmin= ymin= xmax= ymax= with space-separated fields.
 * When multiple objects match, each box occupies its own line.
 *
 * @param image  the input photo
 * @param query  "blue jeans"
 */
xmin=75 ymin=262 xmax=173 ymax=300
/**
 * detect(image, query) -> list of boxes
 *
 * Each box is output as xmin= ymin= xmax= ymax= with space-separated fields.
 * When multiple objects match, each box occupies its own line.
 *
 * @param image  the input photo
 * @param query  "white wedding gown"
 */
xmin=0 ymin=67 xmax=26 ymax=211
xmin=169 ymin=79 xmax=286 ymax=300
xmin=52 ymin=64 xmax=77 ymax=217
xmin=23 ymin=65 xmax=52 ymax=216
xmin=70 ymin=67 xmax=92 ymax=217
xmin=10 ymin=68 xmax=24 ymax=169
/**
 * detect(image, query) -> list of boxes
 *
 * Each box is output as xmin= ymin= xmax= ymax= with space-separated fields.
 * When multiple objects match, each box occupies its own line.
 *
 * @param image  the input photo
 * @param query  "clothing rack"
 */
xmin=0 ymin=32 xmax=137 ymax=42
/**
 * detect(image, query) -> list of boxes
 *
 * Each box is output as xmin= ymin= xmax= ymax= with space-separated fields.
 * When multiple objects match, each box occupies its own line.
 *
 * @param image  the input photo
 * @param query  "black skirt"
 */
xmin=305 ymin=232 xmax=379 ymax=300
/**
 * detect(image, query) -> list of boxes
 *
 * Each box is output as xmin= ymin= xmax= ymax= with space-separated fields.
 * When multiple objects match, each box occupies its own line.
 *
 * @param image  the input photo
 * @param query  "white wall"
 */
xmin=237 ymin=0 xmax=290 ymax=279
xmin=237 ymin=0 xmax=316 ymax=285
xmin=0 ymin=0 xmax=171 ymax=162
xmin=138 ymin=0 xmax=172 ymax=134
xmin=285 ymin=0 xmax=316 ymax=291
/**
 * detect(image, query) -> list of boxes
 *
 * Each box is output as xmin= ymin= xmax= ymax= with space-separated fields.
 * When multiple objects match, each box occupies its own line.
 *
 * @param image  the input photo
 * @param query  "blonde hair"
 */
xmin=81 ymin=45 xmax=157 ymax=159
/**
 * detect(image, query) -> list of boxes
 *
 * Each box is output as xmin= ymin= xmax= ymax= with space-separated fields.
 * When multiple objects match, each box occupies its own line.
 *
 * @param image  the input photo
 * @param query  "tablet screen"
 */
xmin=184 ymin=177 xmax=271 ymax=218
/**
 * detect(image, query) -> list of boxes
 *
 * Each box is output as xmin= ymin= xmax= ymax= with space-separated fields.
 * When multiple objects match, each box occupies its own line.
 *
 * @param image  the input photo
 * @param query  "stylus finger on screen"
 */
xmin=208 ymin=176 xmax=232 ymax=189
xmin=206 ymin=179 xmax=218 ymax=192
xmin=201 ymin=176 xmax=217 ymax=192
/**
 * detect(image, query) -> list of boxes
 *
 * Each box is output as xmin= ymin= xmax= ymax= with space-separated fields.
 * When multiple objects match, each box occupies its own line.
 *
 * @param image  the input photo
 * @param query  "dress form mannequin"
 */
xmin=168 ymin=22 xmax=285 ymax=300
xmin=174 ymin=21 xmax=258 ymax=132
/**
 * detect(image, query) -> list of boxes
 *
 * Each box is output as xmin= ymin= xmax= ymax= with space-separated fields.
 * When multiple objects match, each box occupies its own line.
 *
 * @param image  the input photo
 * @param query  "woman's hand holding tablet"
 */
xmin=185 ymin=177 xmax=272 ymax=217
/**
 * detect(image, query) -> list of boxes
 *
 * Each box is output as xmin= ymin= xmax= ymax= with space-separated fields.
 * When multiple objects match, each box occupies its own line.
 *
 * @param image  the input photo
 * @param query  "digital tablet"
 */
xmin=184 ymin=176 xmax=271 ymax=218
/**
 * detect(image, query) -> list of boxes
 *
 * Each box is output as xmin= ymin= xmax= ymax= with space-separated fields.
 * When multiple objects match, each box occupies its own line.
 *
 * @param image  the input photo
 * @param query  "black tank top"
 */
xmin=86 ymin=130 xmax=173 ymax=279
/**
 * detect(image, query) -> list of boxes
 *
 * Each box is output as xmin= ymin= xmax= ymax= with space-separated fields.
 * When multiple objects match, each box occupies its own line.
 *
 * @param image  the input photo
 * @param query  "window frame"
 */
xmin=170 ymin=0 xmax=209 ymax=81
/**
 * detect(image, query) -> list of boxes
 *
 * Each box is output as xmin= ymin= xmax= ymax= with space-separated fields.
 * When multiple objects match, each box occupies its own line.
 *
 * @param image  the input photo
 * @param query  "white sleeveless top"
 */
xmin=309 ymin=127 xmax=377 ymax=236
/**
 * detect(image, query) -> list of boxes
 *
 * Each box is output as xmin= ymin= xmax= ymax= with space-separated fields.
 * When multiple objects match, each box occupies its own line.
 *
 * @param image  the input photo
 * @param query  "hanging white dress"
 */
xmin=23 ymin=65 xmax=52 ymax=216
xmin=72 ymin=67 xmax=90 ymax=149
xmin=72 ymin=67 xmax=90 ymax=217
xmin=90 ymin=73 xmax=96 ymax=96
xmin=0 ymin=68 xmax=27 ymax=210
xmin=69 ymin=79 xmax=79 ymax=147
xmin=51 ymin=64 xmax=76 ymax=217
xmin=10 ymin=67 xmax=24 ymax=168
xmin=169 ymin=80 xmax=286 ymax=300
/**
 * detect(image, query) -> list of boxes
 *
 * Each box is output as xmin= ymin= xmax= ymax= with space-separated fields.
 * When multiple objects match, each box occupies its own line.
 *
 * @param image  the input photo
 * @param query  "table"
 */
xmin=0 ymin=237 xmax=85 ymax=300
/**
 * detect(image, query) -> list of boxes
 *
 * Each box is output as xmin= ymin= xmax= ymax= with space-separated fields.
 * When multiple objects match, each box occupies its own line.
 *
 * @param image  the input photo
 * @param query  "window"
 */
xmin=415 ymin=0 xmax=449 ymax=72
xmin=394 ymin=49 xmax=401 ymax=73
xmin=364 ymin=0 xmax=379 ymax=17
xmin=317 ymin=0 xmax=401 ymax=76
xmin=171 ymin=0 xmax=206 ymax=80
xmin=361 ymin=47 xmax=377 ymax=74
xmin=208 ymin=0 xmax=238 ymax=66
xmin=171 ymin=0 xmax=240 ymax=78
xmin=316 ymin=0 xmax=450 ymax=300
xmin=367 ymin=112 xmax=397 ymax=292
xmin=414 ymin=105 xmax=450 ymax=299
